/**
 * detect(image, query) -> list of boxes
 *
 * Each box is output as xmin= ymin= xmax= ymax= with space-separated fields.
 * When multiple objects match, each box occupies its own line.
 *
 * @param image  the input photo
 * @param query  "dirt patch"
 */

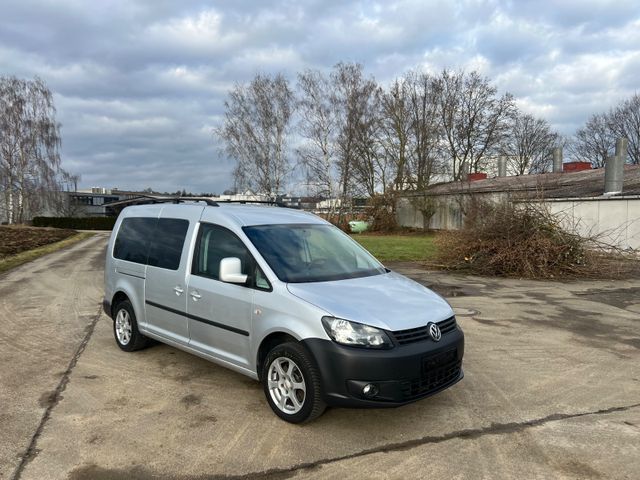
xmin=428 ymin=284 xmax=470 ymax=297
xmin=180 ymin=394 xmax=202 ymax=409
xmin=0 ymin=225 xmax=76 ymax=258
xmin=38 ymin=391 xmax=57 ymax=409
xmin=576 ymin=288 xmax=640 ymax=310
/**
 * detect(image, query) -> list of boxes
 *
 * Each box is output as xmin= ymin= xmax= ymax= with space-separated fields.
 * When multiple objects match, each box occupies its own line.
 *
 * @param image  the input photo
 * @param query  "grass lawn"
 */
xmin=0 ymin=226 xmax=94 ymax=274
xmin=352 ymin=233 xmax=437 ymax=262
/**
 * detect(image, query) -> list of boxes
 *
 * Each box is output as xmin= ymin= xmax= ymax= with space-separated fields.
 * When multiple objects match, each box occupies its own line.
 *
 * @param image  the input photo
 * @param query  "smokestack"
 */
xmin=604 ymin=155 xmax=623 ymax=195
xmin=552 ymin=148 xmax=563 ymax=173
xmin=615 ymin=137 xmax=629 ymax=160
xmin=497 ymin=156 xmax=507 ymax=177
xmin=460 ymin=160 xmax=468 ymax=180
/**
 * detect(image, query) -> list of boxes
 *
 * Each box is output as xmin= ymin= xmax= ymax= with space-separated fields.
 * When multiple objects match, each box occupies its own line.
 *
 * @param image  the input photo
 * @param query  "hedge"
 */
xmin=32 ymin=216 xmax=117 ymax=230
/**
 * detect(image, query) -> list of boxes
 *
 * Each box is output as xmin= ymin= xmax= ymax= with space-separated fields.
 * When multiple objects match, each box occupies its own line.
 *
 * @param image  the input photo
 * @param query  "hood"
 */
xmin=286 ymin=271 xmax=454 ymax=331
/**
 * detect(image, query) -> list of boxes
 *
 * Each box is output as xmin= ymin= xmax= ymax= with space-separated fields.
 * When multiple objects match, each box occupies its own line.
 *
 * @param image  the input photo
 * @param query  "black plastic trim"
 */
xmin=301 ymin=328 xmax=464 ymax=407
xmin=102 ymin=298 xmax=112 ymax=319
xmin=144 ymin=300 xmax=249 ymax=337
xmin=118 ymin=271 xmax=146 ymax=280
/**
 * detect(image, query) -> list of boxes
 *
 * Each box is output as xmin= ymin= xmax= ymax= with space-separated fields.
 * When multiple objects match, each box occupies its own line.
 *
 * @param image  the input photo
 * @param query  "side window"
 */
xmin=193 ymin=224 xmax=271 ymax=290
xmin=193 ymin=224 xmax=251 ymax=280
xmin=255 ymin=266 xmax=271 ymax=290
xmin=113 ymin=217 xmax=156 ymax=264
xmin=147 ymin=218 xmax=189 ymax=271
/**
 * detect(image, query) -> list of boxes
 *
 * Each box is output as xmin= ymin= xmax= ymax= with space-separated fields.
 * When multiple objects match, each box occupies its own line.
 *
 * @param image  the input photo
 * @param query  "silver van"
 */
xmin=103 ymin=200 xmax=464 ymax=423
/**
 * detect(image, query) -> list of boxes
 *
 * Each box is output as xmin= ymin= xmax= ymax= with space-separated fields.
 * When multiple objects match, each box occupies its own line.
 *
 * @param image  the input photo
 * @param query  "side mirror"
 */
xmin=219 ymin=257 xmax=248 ymax=284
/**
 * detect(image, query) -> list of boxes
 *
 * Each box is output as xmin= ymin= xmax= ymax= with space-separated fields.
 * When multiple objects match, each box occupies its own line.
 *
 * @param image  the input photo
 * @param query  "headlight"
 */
xmin=321 ymin=316 xmax=393 ymax=349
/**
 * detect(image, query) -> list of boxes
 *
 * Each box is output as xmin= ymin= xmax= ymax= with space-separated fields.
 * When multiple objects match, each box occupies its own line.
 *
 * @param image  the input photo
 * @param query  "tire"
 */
xmin=262 ymin=342 xmax=326 ymax=423
xmin=112 ymin=300 xmax=150 ymax=352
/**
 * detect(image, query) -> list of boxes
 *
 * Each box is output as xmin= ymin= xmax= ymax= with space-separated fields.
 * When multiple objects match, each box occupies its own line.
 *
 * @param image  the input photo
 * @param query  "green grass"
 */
xmin=0 ymin=232 xmax=94 ymax=274
xmin=352 ymin=233 xmax=437 ymax=262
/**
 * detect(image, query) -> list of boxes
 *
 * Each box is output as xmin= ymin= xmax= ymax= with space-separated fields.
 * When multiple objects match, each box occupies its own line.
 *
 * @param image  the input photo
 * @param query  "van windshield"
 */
xmin=243 ymin=224 xmax=386 ymax=283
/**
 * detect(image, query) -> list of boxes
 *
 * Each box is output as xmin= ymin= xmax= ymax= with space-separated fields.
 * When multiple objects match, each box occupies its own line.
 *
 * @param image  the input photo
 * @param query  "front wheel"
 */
xmin=262 ymin=342 xmax=326 ymax=423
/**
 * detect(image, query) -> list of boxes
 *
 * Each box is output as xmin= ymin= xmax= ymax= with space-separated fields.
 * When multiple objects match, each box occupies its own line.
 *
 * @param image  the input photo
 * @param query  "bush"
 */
xmin=32 ymin=216 xmax=117 ymax=230
xmin=367 ymin=194 xmax=398 ymax=232
xmin=435 ymin=199 xmax=591 ymax=278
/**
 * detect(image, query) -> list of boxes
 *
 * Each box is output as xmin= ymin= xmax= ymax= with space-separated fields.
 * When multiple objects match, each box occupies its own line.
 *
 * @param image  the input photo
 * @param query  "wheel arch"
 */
xmin=256 ymin=331 xmax=299 ymax=381
xmin=111 ymin=290 xmax=132 ymax=318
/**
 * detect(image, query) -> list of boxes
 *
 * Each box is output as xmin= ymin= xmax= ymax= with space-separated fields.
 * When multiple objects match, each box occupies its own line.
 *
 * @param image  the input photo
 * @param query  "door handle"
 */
xmin=173 ymin=286 xmax=184 ymax=295
xmin=190 ymin=290 xmax=202 ymax=300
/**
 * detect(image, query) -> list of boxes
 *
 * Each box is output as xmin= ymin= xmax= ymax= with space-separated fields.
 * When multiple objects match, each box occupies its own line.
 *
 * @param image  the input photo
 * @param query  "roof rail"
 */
xmin=102 ymin=196 xmax=219 ymax=207
xmin=144 ymin=196 xmax=220 ymax=206
xmin=104 ymin=195 xmax=299 ymax=209
xmin=215 ymin=199 xmax=292 ymax=208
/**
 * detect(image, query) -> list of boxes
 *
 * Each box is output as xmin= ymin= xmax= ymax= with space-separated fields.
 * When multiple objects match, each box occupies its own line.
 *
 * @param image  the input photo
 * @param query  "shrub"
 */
xmin=367 ymin=194 xmax=398 ymax=232
xmin=32 ymin=216 xmax=117 ymax=230
xmin=435 ymin=199 xmax=591 ymax=278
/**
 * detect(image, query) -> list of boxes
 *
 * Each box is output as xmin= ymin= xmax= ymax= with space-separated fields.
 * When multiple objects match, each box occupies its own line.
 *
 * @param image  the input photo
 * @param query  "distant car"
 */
xmin=103 ymin=200 xmax=464 ymax=423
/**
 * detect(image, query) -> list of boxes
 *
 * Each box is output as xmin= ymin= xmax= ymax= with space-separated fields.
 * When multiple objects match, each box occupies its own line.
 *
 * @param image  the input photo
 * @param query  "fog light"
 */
xmin=362 ymin=383 xmax=379 ymax=397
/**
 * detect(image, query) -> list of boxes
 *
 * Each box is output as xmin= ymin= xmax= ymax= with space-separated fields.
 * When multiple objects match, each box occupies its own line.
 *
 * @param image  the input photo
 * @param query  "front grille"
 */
xmin=401 ymin=349 xmax=461 ymax=400
xmin=391 ymin=316 xmax=457 ymax=345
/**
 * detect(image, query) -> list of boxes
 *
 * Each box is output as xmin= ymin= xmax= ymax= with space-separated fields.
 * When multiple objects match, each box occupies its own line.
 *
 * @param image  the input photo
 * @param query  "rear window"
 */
xmin=147 ymin=219 xmax=189 ymax=270
xmin=113 ymin=217 xmax=156 ymax=264
xmin=113 ymin=217 xmax=189 ymax=270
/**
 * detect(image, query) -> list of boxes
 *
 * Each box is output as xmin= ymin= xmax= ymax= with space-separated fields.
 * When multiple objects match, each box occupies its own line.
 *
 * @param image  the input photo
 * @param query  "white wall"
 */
xmin=397 ymin=194 xmax=640 ymax=251
xmin=539 ymin=197 xmax=640 ymax=250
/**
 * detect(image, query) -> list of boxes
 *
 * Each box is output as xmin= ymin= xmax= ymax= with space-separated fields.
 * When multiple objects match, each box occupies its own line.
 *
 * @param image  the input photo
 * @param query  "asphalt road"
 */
xmin=1 ymin=236 xmax=639 ymax=479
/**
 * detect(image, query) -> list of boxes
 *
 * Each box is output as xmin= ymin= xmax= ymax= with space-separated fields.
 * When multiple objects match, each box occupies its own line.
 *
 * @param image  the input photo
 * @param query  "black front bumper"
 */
xmin=302 ymin=327 xmax=464 ymax=407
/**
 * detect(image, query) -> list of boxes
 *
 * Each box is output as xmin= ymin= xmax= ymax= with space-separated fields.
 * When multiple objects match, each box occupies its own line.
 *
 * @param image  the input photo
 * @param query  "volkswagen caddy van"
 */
xmin=103 ymin=200 xmax=464 ymax=423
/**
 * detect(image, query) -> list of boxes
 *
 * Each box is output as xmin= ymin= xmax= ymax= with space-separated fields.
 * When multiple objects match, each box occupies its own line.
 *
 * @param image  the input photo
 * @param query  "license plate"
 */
xmin=423 ymin=349 xmax=456 ymax=370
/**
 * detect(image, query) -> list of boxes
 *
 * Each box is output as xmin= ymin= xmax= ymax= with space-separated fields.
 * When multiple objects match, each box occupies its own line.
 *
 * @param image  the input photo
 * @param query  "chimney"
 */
xmin=497 ymin=156 xmax=507 ymax=177
xmin=615 ymin=137 xmax=629 ymax=159
xmin=604 ymin=137 xmax=627 ymax=195
xmin=552 ymin=147 xmax=563 ymax=173
xmin=604 ymin=155 xmax=623 ymax=195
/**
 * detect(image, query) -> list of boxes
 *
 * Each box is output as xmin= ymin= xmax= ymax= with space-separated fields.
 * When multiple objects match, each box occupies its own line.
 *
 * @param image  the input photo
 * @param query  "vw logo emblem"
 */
xmin=428 ymin=322 xmax=442 ymax=342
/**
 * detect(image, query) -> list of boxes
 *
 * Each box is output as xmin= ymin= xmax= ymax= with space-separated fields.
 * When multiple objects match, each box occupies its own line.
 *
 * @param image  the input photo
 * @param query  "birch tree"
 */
xmin=0 ymin=76 xmax=63 ymax=223
xmin=217 ymin=73 xmax=295 ymax=196
xmin=296 ymin=69 xmax=337 ymax=198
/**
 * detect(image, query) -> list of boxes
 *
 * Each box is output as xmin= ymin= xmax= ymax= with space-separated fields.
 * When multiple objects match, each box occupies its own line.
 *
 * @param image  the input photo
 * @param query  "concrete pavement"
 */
xmin=0 ymin=237 xmax=638 ymax=479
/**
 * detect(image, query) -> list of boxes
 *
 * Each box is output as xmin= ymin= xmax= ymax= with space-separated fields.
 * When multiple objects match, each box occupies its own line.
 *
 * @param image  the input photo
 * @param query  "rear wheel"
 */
xmin=113 ymin=300 xmax=150 ymax=352
xmin=262 ymin=342 xmax=326 ymax=423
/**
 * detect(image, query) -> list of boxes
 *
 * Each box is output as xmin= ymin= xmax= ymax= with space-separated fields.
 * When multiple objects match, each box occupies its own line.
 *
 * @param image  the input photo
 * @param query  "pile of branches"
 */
xmin=435 ymin=199 xmax=594 ymax=278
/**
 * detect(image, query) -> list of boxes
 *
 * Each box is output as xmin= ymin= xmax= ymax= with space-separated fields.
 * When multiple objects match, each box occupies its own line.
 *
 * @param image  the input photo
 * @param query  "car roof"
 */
xmin=121 ymin=203 xmax=327 ymax=227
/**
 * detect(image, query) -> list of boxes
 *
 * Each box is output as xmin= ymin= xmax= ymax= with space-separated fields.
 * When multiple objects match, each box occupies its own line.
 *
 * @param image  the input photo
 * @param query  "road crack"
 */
xmin=10 ymin=305 xmax=103 ymax=480
xmin=219 ymin=401 xmax=640 ymax=480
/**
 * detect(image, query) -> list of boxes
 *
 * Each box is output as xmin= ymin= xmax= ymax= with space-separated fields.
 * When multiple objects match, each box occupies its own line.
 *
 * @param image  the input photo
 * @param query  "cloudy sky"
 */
xmin=1 ymin=0 xmax=639 ymax=193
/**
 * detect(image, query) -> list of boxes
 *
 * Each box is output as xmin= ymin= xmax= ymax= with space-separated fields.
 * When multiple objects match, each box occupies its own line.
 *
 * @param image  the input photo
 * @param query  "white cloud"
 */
xmin=0 ymin=0 xmax=639 ymax=192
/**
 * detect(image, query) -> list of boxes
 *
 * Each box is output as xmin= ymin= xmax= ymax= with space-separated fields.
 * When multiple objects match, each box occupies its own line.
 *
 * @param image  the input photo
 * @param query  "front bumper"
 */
xmin=302 ymin=327 xmax=464 ymax=407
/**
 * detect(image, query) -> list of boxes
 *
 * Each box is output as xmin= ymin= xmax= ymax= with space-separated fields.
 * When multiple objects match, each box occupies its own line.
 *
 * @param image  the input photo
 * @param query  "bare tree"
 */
xmin=380 ymin=77 xmax=412 ymax=192
xmin=296 ymin=69 xmax=337 ymax=198
xmin=502 ymin=112 xmax=561 ymax=174
xmin=405 ymin=71 xmax=442 ymax=190
xmin=608 ymin=93 xmax=640 ymax=164
xmin=329 ymin=63 xmax=380 ymax=213
xmin=434 ymin=70 xmax=515 ymax=180
xmin=351 ymin=84 xmax=385 ymax=197
xmin=0 ymin=76 xmax=66 ymax=223
xmin=217 ymin=73 xmax=295 ymax=196
xmin=570 ymin=112 xmax=615 ymax=168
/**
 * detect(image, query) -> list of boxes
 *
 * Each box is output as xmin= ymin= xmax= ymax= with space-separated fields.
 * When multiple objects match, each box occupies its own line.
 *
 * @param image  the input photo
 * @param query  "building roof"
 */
xmin=405 ymin=164 xmax=640 ymax=199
